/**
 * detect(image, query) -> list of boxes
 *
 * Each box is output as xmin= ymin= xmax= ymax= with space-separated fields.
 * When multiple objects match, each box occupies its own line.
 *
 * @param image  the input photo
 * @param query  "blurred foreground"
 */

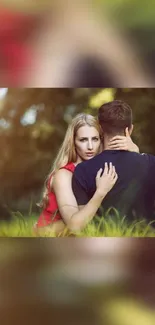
xmin=0 ymin=238 xmax=155 ymax=324
xmin=0 ymin=0 xmax=155 ymax=86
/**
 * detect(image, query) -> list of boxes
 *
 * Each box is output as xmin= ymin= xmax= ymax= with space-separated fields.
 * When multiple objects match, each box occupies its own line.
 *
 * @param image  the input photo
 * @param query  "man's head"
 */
xmin=98 ymin=100 xmax=133 ymax=137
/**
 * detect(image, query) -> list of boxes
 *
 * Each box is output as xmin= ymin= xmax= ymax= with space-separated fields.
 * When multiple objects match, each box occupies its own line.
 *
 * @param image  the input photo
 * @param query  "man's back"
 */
xmin=72 ymin=150 xmax=155 ymax=222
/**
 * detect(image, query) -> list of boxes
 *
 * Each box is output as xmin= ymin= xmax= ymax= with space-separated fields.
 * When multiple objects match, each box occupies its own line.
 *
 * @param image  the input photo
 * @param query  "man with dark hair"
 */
xmin=72 ymin=100 xmax=155 ymax=224
xmin=98 ymin=100 xmax=133 ymax=136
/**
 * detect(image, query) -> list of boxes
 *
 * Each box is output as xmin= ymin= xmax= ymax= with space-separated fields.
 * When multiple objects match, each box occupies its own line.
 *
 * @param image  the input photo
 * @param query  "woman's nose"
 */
xmin=88 ymin=140 xmax=93 ymax=150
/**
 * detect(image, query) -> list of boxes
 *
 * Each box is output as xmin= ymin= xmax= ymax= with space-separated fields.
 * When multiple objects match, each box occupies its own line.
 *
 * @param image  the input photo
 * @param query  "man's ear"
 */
xmin=129 ymin=124 xmax=134 ymax=135
xmin=125 ymin=124 xmax=133 ymax=136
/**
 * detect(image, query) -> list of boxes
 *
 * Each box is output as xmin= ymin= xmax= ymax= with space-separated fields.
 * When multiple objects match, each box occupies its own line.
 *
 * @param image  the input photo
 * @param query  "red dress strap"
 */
xmin=60 ymin=162 xmax=75 ymax=173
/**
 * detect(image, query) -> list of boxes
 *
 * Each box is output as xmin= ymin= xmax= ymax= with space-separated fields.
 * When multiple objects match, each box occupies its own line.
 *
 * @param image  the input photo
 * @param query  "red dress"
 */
xmin=36 ymin=162 xmax=75 ymax=228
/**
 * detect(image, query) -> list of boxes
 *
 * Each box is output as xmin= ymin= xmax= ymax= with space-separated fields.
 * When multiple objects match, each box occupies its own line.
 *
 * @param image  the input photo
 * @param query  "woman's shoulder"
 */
xmin=54 ymin=164 xmax=74 ymax=179
xmin=52 ymin=162 xmax=75 ymax=187
xmin=53 ymin=166 xmax=74 ymax=189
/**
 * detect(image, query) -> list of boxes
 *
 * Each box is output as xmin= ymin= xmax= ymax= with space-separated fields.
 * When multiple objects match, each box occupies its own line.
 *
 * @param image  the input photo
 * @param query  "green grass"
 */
xmin=0 ymin=211 xmax=155 ymax=237
xmin=79 ymin=216 xmax=155 ymax=237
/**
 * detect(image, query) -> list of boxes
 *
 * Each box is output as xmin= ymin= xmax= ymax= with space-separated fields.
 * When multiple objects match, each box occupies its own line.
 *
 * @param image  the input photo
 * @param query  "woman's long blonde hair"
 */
xmin=39 ymin=113 xmax=102 ymax=208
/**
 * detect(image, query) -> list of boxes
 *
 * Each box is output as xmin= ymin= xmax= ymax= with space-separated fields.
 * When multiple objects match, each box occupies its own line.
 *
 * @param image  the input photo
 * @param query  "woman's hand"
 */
xmin=108 ymin=128 xmax=139 ymax=153
xmin=95 ymin=162 xmax=118 ymax=198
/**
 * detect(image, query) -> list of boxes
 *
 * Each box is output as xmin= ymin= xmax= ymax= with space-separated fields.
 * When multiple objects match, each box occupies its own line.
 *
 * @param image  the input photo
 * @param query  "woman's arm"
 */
xmin=53 ymin=163 xmax=117 ymax=232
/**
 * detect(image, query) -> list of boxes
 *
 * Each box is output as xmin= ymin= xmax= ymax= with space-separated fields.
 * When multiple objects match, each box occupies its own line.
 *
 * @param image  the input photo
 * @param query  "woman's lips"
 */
xmin=86 ymin=152 xmax=94 ymax=156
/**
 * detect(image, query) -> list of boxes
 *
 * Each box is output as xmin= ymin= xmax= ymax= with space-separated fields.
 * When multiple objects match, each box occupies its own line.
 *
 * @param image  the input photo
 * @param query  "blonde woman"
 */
xmin=35 ymin=113 xmax=139 ymax=235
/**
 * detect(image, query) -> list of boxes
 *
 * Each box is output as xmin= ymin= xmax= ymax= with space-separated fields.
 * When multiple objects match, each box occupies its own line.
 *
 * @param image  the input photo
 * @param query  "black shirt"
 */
xmin=72 ymin=150 xmax=155 ymax=223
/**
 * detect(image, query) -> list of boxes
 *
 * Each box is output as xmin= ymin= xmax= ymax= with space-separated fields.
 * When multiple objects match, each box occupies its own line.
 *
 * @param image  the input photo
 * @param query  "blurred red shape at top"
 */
xmin=0 ymin=7 xmax=38 ymax=85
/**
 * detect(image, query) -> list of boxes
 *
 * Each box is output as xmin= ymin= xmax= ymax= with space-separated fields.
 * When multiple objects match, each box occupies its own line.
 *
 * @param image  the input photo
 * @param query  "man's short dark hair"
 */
xmin=98 ymin=100 xmax=133 ymax=136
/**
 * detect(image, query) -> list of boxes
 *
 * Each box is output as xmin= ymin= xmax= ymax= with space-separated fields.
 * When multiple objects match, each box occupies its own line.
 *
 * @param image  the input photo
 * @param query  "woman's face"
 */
xmin=75 ymin=125 xmax=101 ymax=162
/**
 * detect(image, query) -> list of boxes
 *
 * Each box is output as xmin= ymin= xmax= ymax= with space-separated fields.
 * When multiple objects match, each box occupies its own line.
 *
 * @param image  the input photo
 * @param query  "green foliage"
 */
xmin=97 ymin=0 xmax=155 ymax=28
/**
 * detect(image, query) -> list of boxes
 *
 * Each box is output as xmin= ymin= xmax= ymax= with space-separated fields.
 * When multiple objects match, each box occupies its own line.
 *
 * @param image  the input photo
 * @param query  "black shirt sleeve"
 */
xmin=72 ymin=164 xmax=89 ymax=205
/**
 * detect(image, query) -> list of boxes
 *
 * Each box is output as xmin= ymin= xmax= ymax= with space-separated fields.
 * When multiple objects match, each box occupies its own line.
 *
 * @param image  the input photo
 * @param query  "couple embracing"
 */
xmin=34 ymin=100 xmax=155 ymax=235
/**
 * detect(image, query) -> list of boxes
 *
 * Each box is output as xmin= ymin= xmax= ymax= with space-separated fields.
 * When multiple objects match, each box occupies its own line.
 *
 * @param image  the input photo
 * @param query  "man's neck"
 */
xmin=103 ymin=134 xmax=124 ymax=150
